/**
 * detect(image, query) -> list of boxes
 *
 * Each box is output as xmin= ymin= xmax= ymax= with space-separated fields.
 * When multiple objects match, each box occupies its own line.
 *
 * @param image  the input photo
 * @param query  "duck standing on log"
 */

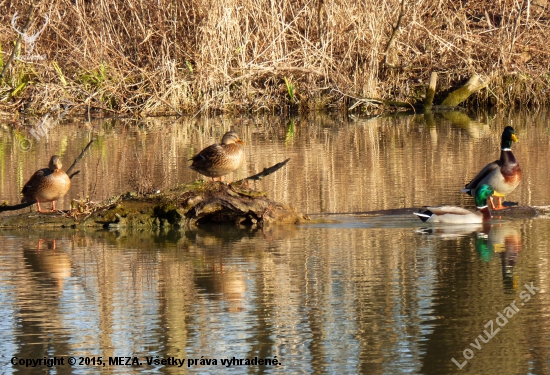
xmin=462 ymin=126 xmax=521 ymax=210
xmin=190 ymin=131 xmax=245 ymax=181
xmin=21 ymin=155 xmax=71 ymax=213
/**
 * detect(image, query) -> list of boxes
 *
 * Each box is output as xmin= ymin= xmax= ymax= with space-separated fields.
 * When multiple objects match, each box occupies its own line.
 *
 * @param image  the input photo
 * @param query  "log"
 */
xmin=441 ymin=74 xmax=488 ymax=106
xmin=1 ymin=158 xmax=307 ymax=228
xmin=181 ymin=182 xmax=308 ymax=226
xmin=66 ymin=139 xmax=95 ymax=175
xmin=235 ymin=158 xmax=290 ymax=183
xmin=423 ymin=72 xmax=438 ymax=109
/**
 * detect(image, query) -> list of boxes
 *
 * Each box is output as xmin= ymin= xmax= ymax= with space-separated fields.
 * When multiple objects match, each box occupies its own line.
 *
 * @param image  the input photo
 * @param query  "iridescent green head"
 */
xmin=474 ymin=184 xmax=494 ymax=207
xmin=501 ymin=126 xmax=519 ymax=149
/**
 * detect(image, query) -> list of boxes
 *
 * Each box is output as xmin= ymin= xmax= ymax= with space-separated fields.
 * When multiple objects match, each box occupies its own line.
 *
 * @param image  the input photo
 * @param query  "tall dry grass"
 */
xmin=0 ymin=0 xmax=549 ymax=115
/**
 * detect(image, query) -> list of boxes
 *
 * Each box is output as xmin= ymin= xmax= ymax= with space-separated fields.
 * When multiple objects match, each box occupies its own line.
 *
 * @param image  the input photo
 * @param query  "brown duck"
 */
xmin=21 ymin=155 xmax=71 ymax=212
xmin=190 ymin=131 xmax=245 ymax=181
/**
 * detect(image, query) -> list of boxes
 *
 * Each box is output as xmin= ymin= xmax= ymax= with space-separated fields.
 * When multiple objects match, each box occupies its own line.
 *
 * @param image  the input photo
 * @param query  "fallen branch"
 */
xmin=383 ymin=0 xmax=407 ymax=67
xmin=0 ymin=2 xmax=35 ymax=80
xmin=234 ymin=158 xmax=290 ymax=183
xmin=441 ymin=74 xmax=489 ymax=106
xmin=66 ymin=139 xmax=95 ymax=175
xmin=332 ymin=88 xmax=416 ymax=111
xmin=0 ymin=201 xmax=34 ymax=212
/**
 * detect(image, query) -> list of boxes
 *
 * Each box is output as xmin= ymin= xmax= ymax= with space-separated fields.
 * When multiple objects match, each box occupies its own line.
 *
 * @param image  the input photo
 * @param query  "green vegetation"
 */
xmin=51 ymin=61 xmax=67 ymax=87
xmin=284 ymin=76 xmax=296 ymax=104
xmin=0 ymin=0 xmax=549 ymax=116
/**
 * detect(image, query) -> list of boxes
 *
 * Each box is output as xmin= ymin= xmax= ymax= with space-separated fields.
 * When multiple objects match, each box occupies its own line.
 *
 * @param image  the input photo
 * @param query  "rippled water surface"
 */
xmin=1 ymin=111 xmax=550 ymax=374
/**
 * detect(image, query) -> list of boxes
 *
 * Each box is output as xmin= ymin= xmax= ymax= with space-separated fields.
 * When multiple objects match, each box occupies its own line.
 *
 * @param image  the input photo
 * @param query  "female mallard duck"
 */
xmin=414 ymin=184 xmax=494 ymax=224
xmin=462 ymin=126 xmax=521 ymax=210
xmin=190 ymin=131 xmax=245 ymax=181
xmin=21 ymin=155 xmax=71 ymax=213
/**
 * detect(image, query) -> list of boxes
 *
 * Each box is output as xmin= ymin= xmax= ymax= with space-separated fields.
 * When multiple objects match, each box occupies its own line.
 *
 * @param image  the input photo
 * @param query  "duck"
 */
xmin=414 ymin=184 xmax=494 ymax=224
xmin=190 ymin=131 xmax=245 ymax=181
xmin=21 ymin=155 xmax=71 ymax=212
xmin=462 ymin=126 xmax=521 ymax=210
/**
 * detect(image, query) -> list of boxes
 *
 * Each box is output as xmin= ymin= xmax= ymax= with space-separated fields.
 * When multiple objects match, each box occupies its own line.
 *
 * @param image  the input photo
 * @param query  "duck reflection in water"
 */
xmin=417 ymin=221 xmax=521 ymax=291
xmin=476 ymin=223 xmax=521 ymax=291
xmin=23 ymin=239 xmax=71 ymax=290
xmin=194 ymin=260 xmax=246 ymax=312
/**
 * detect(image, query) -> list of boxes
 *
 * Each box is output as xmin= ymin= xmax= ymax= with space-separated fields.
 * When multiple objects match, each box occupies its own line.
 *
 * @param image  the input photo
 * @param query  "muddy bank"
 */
xmin=0 ymin=181 xmax=309 ymax=229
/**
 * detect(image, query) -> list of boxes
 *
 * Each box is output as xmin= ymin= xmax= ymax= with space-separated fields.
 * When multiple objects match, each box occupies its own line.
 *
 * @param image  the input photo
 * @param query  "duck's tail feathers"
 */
xmin=461 ymin=187 xmax=472 ymax=195
xmin=413 ymin=211 xmax=433 ymax=222
xmin=415 ymin=228 xmax=433 ymax=234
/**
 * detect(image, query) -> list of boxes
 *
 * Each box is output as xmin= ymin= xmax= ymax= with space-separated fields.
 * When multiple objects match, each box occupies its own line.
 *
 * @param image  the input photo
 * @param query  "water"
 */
xmin=0 ymin=111 xmax=549 ymax=374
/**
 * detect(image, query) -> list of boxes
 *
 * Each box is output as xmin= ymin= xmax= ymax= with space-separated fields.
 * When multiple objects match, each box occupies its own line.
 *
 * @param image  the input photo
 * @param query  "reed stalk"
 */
xmin=0 ymin=0 xmax=548 ymax=115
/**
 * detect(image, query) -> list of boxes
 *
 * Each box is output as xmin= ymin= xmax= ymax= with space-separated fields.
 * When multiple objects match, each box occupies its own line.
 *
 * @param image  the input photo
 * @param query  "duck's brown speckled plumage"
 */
xmin=21 ymin=155 xmax=71 ymax=212
xmin=190 ymin=131 xmax=245 ymax=181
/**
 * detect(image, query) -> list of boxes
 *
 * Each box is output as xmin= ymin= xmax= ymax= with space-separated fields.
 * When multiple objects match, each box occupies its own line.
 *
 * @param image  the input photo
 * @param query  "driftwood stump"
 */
xmin=441 ymin=74 xmax=488 ymax=106
xmin=1 ymin=159 xmax=308 ymax=228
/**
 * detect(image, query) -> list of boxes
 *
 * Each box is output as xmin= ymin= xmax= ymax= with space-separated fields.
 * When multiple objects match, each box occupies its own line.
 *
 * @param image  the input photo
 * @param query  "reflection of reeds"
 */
xmin=1 ymin=111 xmax=550 ymax=215
xmin=1 ymin=1 xmax=549 ymax=114
xmin=2 ymin=215 xmax=549 ymax=370
xmin=128 ymin=150 xmax=165 ymax=196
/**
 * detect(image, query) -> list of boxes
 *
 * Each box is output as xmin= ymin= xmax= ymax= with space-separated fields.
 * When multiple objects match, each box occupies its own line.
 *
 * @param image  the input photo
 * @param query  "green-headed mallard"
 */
xmin=414 ymin=184 xmax=494 ymax=224
xmin=462 ymin=126 xmax=521 ymax=210
xmin=21 ymin=155 xmax=71 ymax=212
xmin=190 ymin=131 xmax=245 ymax=181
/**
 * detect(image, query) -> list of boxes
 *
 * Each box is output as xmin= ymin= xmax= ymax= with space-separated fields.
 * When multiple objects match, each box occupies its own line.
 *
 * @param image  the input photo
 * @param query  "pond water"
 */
xmin=0 ymin=110 xmax=549 ymax=374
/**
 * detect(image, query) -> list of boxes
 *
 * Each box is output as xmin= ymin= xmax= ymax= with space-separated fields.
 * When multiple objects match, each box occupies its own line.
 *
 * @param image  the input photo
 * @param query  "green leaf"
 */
xmin=52 ymin=61 xmax=67 ymax=86
xmin=185 ymin=60 xmax=193 ymax=74
xmin=12 ymin=81 xmax=27 ymax=96
xmin=284 ymin=76 xmax=294 ymax=102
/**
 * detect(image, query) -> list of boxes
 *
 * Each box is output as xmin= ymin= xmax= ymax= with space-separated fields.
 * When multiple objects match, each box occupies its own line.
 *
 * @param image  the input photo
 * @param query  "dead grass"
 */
xmin=0 ymin=0 xmax=549 ymax=115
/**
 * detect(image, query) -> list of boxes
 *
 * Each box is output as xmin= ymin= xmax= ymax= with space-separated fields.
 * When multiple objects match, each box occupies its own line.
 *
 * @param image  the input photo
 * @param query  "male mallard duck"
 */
xmin=190 ymin=131 xmax=245 ymax=181
xmin=414 ymin=184 xmax=494 ymax=224
xmin=462 ymin=126 xmax=521 ymax=210
xmin=21 ymin=155 xmax=71 ymax=213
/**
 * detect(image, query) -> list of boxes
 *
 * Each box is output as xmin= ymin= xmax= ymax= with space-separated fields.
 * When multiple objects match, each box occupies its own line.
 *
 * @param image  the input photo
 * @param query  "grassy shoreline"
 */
xmin=1 ymin=0 xmax=549 ymax=116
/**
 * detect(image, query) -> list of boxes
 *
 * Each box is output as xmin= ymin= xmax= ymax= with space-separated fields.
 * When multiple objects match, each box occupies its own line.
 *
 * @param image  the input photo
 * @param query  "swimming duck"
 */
xmin=21 ymin=155 xmax=71 ymax=212
xmin=414 ymin=184 xmax=494 ymax=224
xmin=190 ymin=131 xmax=245 ymax=181
xmin=462 ymin=126 xmax=521 ymax=210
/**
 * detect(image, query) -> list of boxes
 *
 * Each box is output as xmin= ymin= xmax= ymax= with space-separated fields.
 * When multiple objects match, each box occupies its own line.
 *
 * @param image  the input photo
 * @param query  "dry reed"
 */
xmin=0 ymin=0 xmax=549 ymax=115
